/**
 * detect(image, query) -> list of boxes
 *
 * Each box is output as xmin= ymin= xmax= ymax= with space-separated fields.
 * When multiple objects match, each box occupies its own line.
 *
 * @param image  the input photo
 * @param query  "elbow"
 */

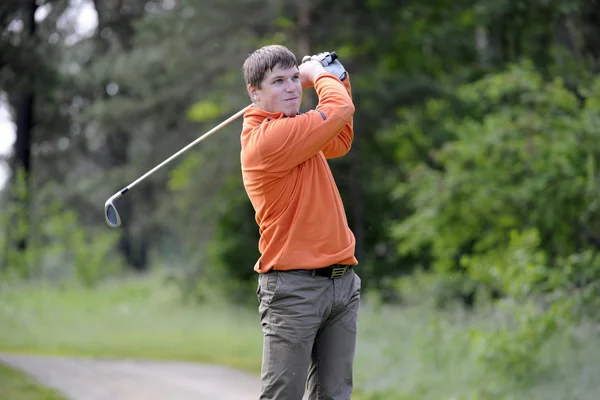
xmin=341 ymin=102 xmax=355 ymax=122
xmin=343 ymin=101 xmax=355 ymax=121
xmin=319 ymin=95 xmax=355 ymax=122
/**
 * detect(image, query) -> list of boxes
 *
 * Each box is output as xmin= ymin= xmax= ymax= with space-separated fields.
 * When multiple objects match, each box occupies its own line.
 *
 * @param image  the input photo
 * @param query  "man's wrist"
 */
xmin=314 ymin=71 xmax=341 ymax=83
xmin=314 ymin=70 xmax=328 ymax=80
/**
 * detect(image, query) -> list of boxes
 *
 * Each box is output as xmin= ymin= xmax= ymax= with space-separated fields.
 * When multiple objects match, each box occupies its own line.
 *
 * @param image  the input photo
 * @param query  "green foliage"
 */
xmin=204 ymin=176 xmax=260 ymax=304
xmin=390 ymin=61 xmax=600 ymax=386
xmin=186 ymin=101 xmax=223 ymax=123
xmin=41 ymin=204 xmax=124 ymax=287
xmin=1 ymin=174 xmax=125 ymax=286
xmin=1 ymin=169 xmax=35 ymax=277
xmin=4 ymin=0 xmax=600 ymax=398
xmin=3 ymin=0 xmax=600 ymax=377
xmin=393 ymin=61 xmax=600 ymax=279
xmin=465 ymin=230 xmax=573 ymax=384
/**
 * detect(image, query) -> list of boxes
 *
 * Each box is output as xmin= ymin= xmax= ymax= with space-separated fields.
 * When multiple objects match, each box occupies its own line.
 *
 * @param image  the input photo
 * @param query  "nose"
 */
xmin=284 ymin=79 xmax=296 ymax=92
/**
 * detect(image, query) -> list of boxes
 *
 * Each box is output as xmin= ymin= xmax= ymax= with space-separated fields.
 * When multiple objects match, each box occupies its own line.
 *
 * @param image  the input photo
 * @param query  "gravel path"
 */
xmin=0 ymin=353 xmax=260 ymax=400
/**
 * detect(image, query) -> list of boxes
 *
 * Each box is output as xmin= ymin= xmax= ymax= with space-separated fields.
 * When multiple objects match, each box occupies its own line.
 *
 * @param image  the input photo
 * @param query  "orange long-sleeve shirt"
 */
xmin=240 ymin=72 xmax=358 ymax=273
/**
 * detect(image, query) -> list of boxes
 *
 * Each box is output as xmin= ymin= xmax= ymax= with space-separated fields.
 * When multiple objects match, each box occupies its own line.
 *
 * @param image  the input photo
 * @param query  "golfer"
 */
xmin=240 ymin=44 xmax=361 ymax=400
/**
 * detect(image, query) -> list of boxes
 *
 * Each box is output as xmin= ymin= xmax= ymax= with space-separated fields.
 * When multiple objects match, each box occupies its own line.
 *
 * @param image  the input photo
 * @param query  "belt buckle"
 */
xmin=330 ymin=266 xmax=347 ymax=279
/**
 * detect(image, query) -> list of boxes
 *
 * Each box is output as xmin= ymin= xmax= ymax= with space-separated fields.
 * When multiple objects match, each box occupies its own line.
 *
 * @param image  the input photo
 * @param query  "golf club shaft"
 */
xmin=119 ymin=104 xmax=251 ymax=194
xmin=114 ymin=53 xmax=338 ymax=196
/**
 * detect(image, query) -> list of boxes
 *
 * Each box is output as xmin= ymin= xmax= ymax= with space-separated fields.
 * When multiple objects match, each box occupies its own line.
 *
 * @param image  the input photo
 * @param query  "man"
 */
xmin=240 ymin=44 xmax=361 ymax=400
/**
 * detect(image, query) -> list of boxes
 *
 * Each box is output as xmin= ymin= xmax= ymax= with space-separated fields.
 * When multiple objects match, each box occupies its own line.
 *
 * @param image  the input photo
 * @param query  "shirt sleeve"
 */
xmin=322 ymin=74 xmax=354 ymax=159
xmin=255 ymin=73 xmax=355 ymax=172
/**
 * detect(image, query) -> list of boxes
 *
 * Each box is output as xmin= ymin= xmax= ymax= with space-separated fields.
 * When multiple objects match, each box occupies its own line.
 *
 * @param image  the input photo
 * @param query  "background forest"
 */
xmin=2 ymin=0 xmax=600 ymax=399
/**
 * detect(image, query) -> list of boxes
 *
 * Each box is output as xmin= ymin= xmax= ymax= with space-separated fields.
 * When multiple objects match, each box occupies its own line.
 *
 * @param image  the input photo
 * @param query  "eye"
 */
xmin=274 ymin=79 xmax=283 ymax=84
xmin=292 ymin=76 xmax=300 ymax=81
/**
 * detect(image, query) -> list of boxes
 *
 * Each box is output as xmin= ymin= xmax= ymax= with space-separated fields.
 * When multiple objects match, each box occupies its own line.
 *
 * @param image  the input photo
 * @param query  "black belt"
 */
xmin=311 ymin=264 xmax=353 ymax=279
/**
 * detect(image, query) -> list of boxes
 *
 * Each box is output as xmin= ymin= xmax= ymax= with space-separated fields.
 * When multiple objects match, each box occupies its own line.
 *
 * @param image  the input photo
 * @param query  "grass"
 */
xmin=353 ymin=303 xmax=600 ymax=399
xmin=1 ymin=272 xmax=600 ymax=399
xmin=0 ymin=363 xmax=66 ymax=400
xmin=0 ymin=273 xmax=263 ymax=373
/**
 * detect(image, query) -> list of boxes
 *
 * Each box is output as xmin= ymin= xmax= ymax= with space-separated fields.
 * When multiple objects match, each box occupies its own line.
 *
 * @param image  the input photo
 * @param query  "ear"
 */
xmin=247 ymin=84 xmax=259 ymax=103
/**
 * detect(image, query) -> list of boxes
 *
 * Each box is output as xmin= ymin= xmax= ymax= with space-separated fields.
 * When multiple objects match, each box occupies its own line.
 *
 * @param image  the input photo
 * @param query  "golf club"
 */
xmin=104 ymin=51 xmax=340 ymax=228
xmin=104 ymin=104 xmax=251 ymax=228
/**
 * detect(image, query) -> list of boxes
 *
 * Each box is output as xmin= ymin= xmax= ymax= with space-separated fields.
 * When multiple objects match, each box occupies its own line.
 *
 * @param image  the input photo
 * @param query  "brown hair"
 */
xmin=243 ymin=45 xmax=298 ymax=89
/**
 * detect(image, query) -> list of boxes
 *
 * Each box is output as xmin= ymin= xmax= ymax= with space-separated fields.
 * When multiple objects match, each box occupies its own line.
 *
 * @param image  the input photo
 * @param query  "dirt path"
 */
xmin=0 ymin=353 xmax=260 ymax=400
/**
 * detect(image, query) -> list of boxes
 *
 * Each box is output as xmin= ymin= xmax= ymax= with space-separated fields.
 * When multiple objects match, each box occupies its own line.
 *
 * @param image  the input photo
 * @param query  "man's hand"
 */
xmin=299 ymin=59 xmax=326 ymax=88
xmin=302 ymin=52 xmax=347 ymax=81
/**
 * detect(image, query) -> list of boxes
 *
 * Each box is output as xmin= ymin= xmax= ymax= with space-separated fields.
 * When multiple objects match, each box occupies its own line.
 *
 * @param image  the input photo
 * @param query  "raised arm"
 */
xmin=322 ymin=75 xmax=354 ymax=159
xmin=255 ymin=72 xmax=355 ymax=171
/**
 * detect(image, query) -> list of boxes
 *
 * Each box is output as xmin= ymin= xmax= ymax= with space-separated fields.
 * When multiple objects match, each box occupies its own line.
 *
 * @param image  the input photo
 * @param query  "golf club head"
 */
xmin=104 ymin=195 xmax=122 ymax=228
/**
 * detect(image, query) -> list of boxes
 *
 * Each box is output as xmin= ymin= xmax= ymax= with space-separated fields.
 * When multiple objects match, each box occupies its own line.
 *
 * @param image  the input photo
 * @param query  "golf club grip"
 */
xmin=330 ymin=51 xmax=338 ymax=61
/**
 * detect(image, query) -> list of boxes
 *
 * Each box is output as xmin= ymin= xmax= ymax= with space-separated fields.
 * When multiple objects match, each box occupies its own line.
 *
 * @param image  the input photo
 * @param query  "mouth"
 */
xmin=284 ymin=97 xmax=299 ymax=102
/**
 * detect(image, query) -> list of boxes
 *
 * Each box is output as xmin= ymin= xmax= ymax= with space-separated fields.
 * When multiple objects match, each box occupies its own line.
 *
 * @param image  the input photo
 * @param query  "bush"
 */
xmin=389 ymin=62 xmax=600 ymax=387
xmin=1 ymin=174 xmax=125 ymax=286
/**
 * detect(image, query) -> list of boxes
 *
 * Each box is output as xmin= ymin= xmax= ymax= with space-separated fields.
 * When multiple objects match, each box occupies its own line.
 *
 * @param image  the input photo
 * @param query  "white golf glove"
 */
xmin=302 ymin=52 xmax=347 ymax=81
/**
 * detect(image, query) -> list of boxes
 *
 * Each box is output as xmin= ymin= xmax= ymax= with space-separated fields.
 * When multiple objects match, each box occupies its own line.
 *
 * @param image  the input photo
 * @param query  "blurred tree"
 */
xmin=385 ymin=0 xmax=600 ymax=304
xmin=74 ymin=0 xmax=280 ymax=277
xmin=2 ymin=0 xmax=600 ymax=305
xmin=88 ymin=0 xmax=152 ymax=270
xmin=11 ymin=0 xmax=37 ymax=255
xmin=0 ymin=0 xmax=120 ymax=278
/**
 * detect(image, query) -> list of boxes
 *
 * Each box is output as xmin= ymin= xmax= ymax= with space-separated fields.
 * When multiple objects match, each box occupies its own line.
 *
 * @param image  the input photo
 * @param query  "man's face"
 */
xmin=248 ymin=65 xmax=302 ymax=117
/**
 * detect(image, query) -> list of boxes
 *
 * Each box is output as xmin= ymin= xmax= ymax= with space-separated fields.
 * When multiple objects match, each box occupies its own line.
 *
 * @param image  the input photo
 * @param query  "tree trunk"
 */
xmin=12 ymin=0 xmax=37 ymax=254
xmin=582 ymin=0 xmax=600 ymax=72
xmin=298 ymin=0 xmax=316 ymax=109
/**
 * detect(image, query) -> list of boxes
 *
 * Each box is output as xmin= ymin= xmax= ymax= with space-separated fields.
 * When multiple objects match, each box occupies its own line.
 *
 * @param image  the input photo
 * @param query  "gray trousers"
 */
xmin=256 ymin=268 xmax=361 ymax=400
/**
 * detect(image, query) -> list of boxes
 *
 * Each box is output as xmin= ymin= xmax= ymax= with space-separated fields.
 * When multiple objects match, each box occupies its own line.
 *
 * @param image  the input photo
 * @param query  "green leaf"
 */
xmin=186 ymin=101 xmax=223 ymax=123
